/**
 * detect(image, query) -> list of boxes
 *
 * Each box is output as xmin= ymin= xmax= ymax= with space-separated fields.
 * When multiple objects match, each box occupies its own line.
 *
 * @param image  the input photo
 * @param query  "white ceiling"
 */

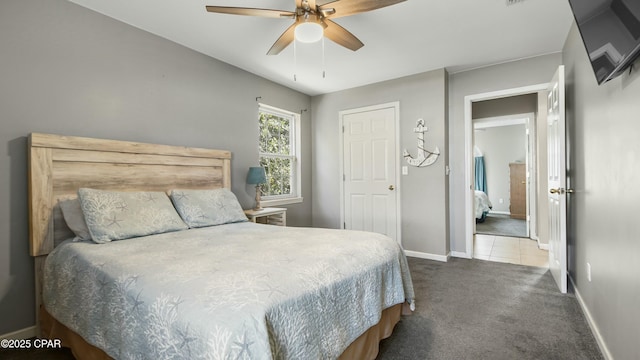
xmin=68 ymin=0 xmax=575 ymax=96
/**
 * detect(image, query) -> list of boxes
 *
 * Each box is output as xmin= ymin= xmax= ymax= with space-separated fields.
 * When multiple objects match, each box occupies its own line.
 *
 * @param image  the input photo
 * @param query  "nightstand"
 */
xmin=244 ymin=207 xmax=287 ymax=226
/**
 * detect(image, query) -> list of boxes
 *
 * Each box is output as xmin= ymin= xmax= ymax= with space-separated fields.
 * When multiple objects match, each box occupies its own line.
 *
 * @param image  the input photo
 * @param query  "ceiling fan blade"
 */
xmin=267 ymin=23 xmax=297 ymax=55
xmin=205 ymin=6 xmax=295 ymax=19
xmin=323 ymin=19 xmax=364 ymax=51
xmin=319 ymin=0 xmax=406 ymax=19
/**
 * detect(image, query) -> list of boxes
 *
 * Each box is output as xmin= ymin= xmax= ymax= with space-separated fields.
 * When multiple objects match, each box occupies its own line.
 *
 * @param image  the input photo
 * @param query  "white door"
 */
xmin=547 ymin=66 xmax=567 ymax=293
xmin=341 ymin=104 xmax=398 ymax=242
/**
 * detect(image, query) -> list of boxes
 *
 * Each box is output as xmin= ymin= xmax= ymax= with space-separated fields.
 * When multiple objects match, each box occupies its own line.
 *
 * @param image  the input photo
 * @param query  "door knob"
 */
xmin=549 ymin=188 xmax=564 ymax=194
xmin=388 ymin=185 xmax=395 ymax=191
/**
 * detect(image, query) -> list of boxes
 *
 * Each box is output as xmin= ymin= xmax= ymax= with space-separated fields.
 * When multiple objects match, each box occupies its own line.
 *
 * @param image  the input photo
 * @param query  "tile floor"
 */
xmin=474 ymin=234 xmax=549 ymax=268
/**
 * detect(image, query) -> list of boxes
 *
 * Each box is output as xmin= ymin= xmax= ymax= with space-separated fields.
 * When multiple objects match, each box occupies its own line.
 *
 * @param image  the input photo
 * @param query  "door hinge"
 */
xmin=344 ymin=222 xmax=346 ymax=229
xmin=342 ymin=125 xmax=345 ymax=133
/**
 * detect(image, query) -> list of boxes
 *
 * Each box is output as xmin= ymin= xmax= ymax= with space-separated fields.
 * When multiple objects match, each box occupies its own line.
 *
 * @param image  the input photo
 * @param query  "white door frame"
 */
xmin=463 ymin=84 xmax=548 ymax=258
xmin=473 ymin=112 xmax=536 ymax=239
xmin=339 ymin=101 xmax=402 ymax=244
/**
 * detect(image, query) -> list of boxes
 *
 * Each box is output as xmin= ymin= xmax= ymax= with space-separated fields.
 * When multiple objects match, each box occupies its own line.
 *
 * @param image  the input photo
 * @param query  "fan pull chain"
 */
xmin=322 ymin=37 xmax=326 ymax=79
xmin=293 ymin=40 xmax=297 ymax=82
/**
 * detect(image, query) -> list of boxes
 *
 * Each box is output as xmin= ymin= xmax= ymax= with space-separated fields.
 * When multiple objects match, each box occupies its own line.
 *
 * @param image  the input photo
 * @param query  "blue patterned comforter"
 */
xmin=43 ymin=222 xmax=415 ymax=359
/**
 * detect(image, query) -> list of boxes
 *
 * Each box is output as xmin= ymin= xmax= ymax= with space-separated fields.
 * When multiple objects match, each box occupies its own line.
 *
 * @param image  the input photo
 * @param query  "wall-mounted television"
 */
xmin=568 ymin=0 xmax=640 ymax=84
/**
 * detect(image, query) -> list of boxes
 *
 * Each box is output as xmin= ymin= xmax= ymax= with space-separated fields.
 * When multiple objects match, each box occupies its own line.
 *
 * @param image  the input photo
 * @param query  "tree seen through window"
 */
xmin=258 ymin=107 xmax=296 ymax=198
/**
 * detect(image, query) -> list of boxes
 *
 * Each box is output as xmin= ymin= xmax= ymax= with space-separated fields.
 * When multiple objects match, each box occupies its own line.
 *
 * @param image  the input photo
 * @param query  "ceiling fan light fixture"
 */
xmin=206 ymin=0 xmax=407 ymax=54
xmin=294 ymin=22 xmax=324 ymax=43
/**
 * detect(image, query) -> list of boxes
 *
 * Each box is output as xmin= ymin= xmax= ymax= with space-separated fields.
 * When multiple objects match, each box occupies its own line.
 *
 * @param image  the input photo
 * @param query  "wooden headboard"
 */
xmin=28 ymin=133 xmax=232 ymax=257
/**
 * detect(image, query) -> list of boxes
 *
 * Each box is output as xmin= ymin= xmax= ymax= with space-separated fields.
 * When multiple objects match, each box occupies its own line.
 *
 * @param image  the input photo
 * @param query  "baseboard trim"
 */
xmin=0 ymin=326 xmax=37 ymax=340
xmin=405 ymin=250 xmax=449 ymax=262
xmin=570 ymin=276 xmax=612 ymax=360
xmin=537 ymin=241 xmax=549 ymax=250
xmin=488 ymin=210 xmax=510 ymax=215
xmin=451 ymin=251 xmax=471 ymax=259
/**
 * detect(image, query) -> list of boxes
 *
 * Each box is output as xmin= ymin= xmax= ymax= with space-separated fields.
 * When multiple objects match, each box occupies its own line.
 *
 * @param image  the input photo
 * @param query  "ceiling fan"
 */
xmin=205 ymin=0 xmax=406 ymax=55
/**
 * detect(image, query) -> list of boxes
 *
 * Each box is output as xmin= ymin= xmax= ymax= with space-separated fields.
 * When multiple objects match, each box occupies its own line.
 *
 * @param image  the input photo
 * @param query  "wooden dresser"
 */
xmin=509 ymin=163 xmax=526 ymax=220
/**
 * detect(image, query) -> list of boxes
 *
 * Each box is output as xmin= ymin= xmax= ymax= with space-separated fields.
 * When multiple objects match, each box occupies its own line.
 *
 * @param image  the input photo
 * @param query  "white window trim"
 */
xmin=262 ymin=196 xmax=303 ymax=207
xmin=258 ymin=104 xmax=302 ymax=206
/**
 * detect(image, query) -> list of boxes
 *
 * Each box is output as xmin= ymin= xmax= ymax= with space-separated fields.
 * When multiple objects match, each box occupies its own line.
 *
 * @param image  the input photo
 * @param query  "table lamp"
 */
xmin=246 ymin=167 xmax=267 ymax=210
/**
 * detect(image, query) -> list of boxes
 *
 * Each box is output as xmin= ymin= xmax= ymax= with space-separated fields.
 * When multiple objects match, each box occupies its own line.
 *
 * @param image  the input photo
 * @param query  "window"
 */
xmin=258 ymin=104 xmax=302 ymax=205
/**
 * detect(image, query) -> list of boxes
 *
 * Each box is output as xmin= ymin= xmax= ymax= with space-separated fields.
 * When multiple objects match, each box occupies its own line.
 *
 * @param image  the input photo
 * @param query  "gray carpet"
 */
xmin=378 ymin=257 xmax=602 ymax=360
xmin=476 ymin=213 xmax=527 ymax=238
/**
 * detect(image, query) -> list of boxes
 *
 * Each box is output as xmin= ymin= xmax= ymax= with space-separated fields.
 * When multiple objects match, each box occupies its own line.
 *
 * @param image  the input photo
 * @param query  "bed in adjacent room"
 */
xmin=474 ymin=190 xmax=492 ymax=223
xmin=28 ymin=133 xmax=414 ymax=360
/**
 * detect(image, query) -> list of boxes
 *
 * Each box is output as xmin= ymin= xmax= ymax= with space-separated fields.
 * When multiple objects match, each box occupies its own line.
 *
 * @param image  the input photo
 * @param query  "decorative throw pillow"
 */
xmin=78 ymin=188 xmax=188 ymax=244
xmin=170 ymin=188 xmax=247 ymax=228
xmin=58 ymin=198 xmax=92 ymax=241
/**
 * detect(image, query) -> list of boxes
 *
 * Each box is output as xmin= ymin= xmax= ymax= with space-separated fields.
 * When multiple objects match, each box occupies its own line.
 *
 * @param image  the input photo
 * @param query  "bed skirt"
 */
xmin=41 ymin=303 xmax=404 ymax=360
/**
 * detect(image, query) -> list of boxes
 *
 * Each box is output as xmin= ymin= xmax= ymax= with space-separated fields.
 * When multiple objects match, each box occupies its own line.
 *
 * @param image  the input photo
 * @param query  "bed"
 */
xmin=474 ymin=190 xmax=492 ymax=223
xmin=28 ymin=133 xmax=415 ymax=360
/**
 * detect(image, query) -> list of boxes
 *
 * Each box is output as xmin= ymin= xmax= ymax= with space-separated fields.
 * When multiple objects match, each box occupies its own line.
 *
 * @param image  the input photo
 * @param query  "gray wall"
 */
xmin=311 ymin=70 xmax=449 ymax=257
xmin=474 ymin=125 xmax=527 ymax=213
xmin=472 ymin=94 xmax=538 ymax=119
xmin=0 ymin=0 xmax=311 ymax=335
xmin=563 ymin=22 xmax=640 ymax=360
xmin=448 ymin=54 xmax=563 ymax=254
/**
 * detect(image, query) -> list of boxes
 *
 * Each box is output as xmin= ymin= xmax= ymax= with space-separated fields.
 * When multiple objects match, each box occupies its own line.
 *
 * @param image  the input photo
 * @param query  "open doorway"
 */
xmin=464 ymin=85 xmax=550 ymax=267
xmin=473 ymin=113 xmax=532 ymax=239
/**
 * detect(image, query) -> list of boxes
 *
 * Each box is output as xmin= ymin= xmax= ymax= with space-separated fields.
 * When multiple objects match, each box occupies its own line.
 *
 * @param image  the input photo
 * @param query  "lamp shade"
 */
xmin=246 ymin=167 xmax=267 ymax=185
